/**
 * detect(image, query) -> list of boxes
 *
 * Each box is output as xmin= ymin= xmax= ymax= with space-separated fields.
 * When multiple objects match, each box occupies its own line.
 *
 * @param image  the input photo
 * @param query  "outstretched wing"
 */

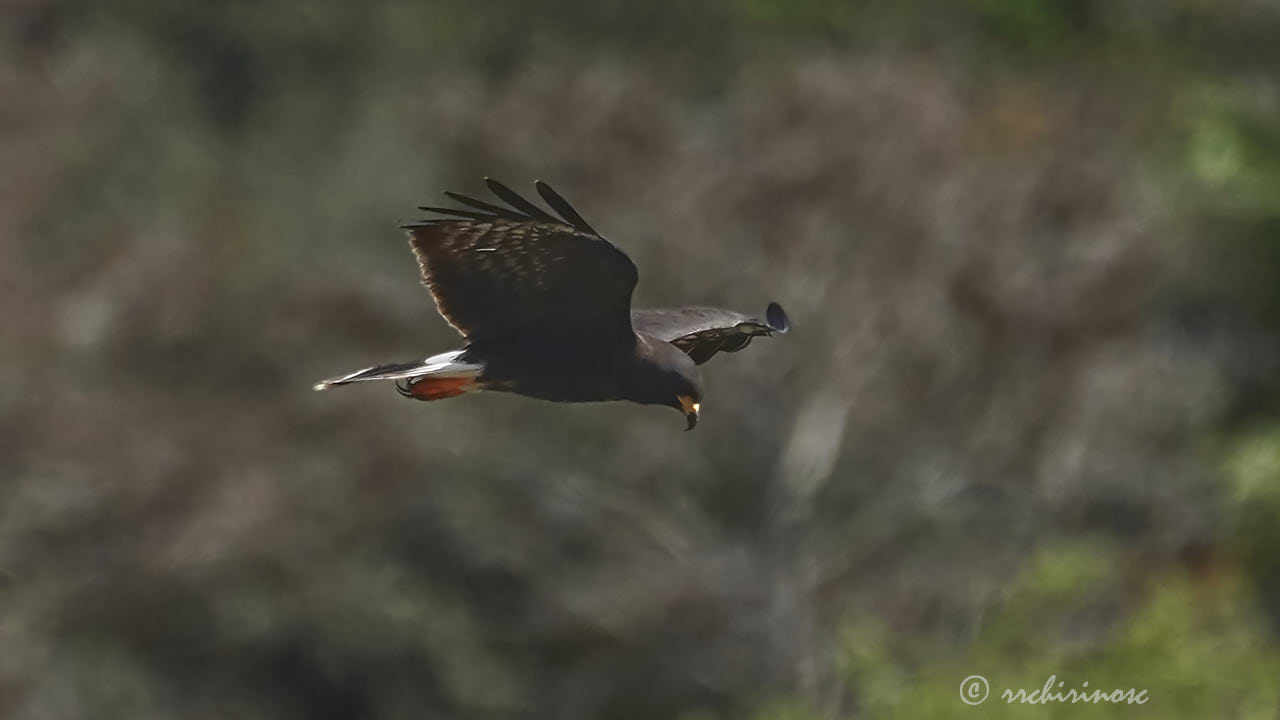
xmin=405 ymin=179 xmax=638 ymax=347
xmin=632 ymin=302 xmax=790 ymax=365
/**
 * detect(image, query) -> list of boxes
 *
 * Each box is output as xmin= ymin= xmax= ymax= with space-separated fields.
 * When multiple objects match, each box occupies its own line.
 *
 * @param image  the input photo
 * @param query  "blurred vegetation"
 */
xmin=3 ymin=0 xmax=1280 ymax=718
xmin=758 ymin=540 xmax=1280 ymax=719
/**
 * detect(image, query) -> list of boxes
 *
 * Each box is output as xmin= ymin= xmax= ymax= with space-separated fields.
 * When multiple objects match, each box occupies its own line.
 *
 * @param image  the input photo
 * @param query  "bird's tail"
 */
xmin=313 ymin=350 xmax=483 ymax=401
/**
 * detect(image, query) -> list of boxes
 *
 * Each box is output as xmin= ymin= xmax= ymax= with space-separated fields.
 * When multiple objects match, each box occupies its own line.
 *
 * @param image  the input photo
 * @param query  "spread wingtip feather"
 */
xmin=765 ymin=302 xmax=790 ymax=333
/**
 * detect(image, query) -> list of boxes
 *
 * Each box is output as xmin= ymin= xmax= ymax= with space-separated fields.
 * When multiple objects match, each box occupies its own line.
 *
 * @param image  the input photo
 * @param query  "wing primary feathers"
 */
xmin=535 ymin=180 xmax=598 ymax=236
xmin=415 ymin=205 xmax=497 ymax=221
xmin=416 ymin=179 xmax=601 ymax=233
xmin=765 ymin=302 xmax=790 ymax=333
xmin=484 ymin=178 xmax=558 ymax=223
xmin=442 ymin=191 xmax=526 ymax=220
xmin=631 ymin=303 xmax=790 ymax=365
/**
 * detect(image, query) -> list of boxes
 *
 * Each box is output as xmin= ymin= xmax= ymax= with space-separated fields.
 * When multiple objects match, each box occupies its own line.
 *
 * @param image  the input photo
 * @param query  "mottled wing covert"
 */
xmin=406 ymin=179 xmax=638 ymax=347
xmin=632 ymin=302 xmax=790 ymax=365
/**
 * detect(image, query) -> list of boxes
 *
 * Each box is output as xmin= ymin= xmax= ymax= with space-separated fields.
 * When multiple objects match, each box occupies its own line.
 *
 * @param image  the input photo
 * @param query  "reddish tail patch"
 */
xmin=403 ymin=375 xmax=477 ymax=401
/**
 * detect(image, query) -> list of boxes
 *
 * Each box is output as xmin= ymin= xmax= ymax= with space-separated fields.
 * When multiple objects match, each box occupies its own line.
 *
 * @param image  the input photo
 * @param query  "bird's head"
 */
xmin=638 ymin=339 xmax=704 ymax=430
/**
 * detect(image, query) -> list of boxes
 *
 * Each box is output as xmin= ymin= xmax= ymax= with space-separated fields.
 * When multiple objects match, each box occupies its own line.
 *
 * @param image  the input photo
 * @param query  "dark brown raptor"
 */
xmin=315 ymin=178 xmax=789 ymax=429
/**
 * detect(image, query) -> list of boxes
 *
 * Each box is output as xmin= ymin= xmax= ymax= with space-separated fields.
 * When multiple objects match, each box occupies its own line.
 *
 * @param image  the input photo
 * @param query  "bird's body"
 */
xmin=315 ymin=179 xmax=789 ymax=429
xmin=457 ymin=337 xmax=679 ymax=404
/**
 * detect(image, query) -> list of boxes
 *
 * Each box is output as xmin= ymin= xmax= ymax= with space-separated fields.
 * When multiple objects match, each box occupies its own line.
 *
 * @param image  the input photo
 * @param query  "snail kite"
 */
xmin=315 ymin=179 xmax=789 ymax=429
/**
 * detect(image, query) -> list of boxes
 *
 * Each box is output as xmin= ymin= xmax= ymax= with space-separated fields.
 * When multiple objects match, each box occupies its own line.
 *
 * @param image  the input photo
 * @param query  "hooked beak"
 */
xmin=679 ymin=395 xmax=700 ymax=431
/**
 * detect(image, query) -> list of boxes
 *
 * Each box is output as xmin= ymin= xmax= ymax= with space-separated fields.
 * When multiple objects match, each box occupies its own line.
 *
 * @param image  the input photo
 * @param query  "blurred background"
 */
xmin=4 ymin=1 xmax=1280 ymax=718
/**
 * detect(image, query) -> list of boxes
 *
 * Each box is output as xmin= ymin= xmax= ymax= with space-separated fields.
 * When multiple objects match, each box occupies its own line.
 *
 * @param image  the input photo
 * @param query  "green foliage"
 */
xmin=805 ymin=542 xmax=1280 ymax=720
xmin=973 ymin=0 xmax=1084 ymax=52
xmin=1226 ymin=425 xmax=1280 ymax=508
xmin=1225 ymin=425 xmax=1280 ymax=629
xmin=1180 ymin=83 xmax=1280 ymax=323
xmin=1186 ymin=86 xmax=1280 ymax=220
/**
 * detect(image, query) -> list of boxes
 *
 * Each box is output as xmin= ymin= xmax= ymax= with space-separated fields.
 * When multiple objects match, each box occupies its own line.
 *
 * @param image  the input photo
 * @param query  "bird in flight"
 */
xmin=314 ymin=179 xmax=789 ymax=429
